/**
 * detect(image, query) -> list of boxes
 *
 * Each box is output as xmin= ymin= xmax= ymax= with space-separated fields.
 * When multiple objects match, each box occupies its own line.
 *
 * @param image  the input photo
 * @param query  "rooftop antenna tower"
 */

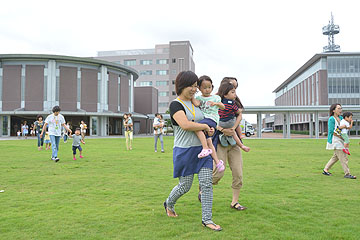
xmin=322 ymin=13 xmax=340 ymax=52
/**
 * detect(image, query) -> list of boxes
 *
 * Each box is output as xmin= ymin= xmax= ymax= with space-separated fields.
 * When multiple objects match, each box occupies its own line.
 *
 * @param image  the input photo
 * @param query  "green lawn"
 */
xmin=0 ymin=137 xmax=359 ymax=240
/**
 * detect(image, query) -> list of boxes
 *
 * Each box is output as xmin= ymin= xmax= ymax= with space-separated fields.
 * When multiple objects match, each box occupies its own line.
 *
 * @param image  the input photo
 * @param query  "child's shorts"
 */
xmin=198 ymin=118 xmax=217 ymax=138
xmin=45 ymin=140 xmax=50 ymax=144
xmin=341 ymin=132 xmax=350 ymax=144
xmin=72 ymin=145 xmax=83 ymax=154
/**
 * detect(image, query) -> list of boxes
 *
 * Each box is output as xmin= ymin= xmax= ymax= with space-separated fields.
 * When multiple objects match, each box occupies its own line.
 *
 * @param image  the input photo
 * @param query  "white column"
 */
xmin=315 ymin=111 xmax=319 ymax=139
xmin=257 ymin=113 xmax=262 ymax=138
xmin=45 ymin=60 xmax=57 ymax=111
xmin=0 ymin=67 xmax=3 ymax=111
xmin=130 ymin=74 xmax=134 ymax=112
xmin=118 ymin=76 xmax=121 ymax=112
xmin=99 ymin=65 xmax=108 ymax=112
xmin=286 ymin=112 xmax=291 ymax=139
xmin=283 ymin=114 xmax=286 ymax=138
xmin=77 ymin=67 xmax=81 ymax=109
xmin=309 ymin=113 xmax=313 ymax=138
xmin=21 ymin=65 xmax=25 ymax=108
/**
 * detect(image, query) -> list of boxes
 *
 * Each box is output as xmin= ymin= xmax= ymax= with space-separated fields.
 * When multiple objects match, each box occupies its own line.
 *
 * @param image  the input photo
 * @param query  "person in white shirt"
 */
xmin=80 ymin=120 xmax=87 ymax=139
xmin=339 ymin=112 xmax=353 ymax=155
xmin=40 ymin=106 xmax=72 ymax=162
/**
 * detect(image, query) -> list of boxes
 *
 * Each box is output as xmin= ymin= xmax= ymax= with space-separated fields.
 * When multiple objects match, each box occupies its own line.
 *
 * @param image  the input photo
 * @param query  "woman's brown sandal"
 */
xmin=230 ymin=202 xmax=247 ymax=211
xmin=163 ymin=201 xmax=178 ymax=217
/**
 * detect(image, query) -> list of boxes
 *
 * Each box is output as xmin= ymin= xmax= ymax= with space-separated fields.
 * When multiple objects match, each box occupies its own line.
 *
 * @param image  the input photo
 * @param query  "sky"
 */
xmin=0 ymin=0 xmax=359 ymax=121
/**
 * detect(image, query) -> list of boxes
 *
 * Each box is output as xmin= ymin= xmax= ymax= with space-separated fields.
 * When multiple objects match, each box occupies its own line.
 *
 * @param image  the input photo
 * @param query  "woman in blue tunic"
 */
xmin=164 ymin=71 xmax=222 ymax=231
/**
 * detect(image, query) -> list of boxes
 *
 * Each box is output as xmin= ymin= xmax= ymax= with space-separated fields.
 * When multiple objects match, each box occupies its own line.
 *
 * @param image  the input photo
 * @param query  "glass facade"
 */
xmin=156 ymin=81 xmax=169 ymax=86
xmin=156 ymin=59 xmax=169 ymax=64
xmin=159 ymin=91 xmax=169 ymax=97
xmin=124 ymin=59 xmax=136 ymax=66
xmin=140 ymin=60 xmax=152 ymax=65
xmin=156 ymin=70 xmax=168 ymax=75
xmin=139 ymin=81 xmax=152 ymax=86
xmin=139 ymin=70 xmax=152 ymax=76
xmin=327 ymin=56 xmax=360 ymax=105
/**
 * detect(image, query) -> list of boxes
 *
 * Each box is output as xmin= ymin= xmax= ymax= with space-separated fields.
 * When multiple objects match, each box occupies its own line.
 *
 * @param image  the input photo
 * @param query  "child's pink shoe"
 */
xmin=343 ymin=148 xmax=351 ymax=155
xmin=79 ymin=155 xmax=84 ymax=158
xmin=198 ymin=149 xmax=212 ymax=158
xmin=73 ymin=157 xmax=77 ymax=160
xmin=216 ymin=160 xmax=225 ymax=172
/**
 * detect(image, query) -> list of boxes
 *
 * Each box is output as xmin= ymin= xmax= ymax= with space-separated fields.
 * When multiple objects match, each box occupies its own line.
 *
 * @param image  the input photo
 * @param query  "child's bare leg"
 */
xmin=235 ymin=125 xmax=244 ymax=139
xmin=195 ymin=130 xmax=209 ymax=149
xmin=233 ymin=133 xmax=250 ymax=152
xmin=207 ymin=138 xmax=219 ymax=164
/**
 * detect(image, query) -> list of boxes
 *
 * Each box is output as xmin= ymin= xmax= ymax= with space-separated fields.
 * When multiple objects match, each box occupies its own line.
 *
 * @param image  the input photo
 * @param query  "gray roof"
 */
xmin=0 ymin=54 xmax=139 ymax=80
xmin=273 ymin=52 xmax=360 ymax=93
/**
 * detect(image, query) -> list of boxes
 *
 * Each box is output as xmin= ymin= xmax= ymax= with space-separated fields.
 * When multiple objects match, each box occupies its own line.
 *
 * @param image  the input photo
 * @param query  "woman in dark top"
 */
xmin=164 ymin=71 xmax=222 ymax=231
xmin=34 ymin=115 xmax=45 ymax=150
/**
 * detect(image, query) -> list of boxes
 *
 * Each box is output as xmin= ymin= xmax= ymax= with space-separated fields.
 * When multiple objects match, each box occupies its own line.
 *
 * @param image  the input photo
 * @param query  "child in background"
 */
xmin=17 ymin=130 xmax=21 ymax=139
xmin=127 ymin=114 xmax=133 ymax=131
xmin=192 ymin=75 xmax=225 ymax=172
xmin=217 ymin=82 xmax=243 ymax=149
xmin=69 ymin=128 xmax=85 ymax=160
xmin=44 ymin=131 xmax=51 ymax=150
xmin=80 ymin=121 xmax=87 ymax=139
xmin=22 ymin=121 xmax=29 ymax=139
xmin=339 ymin=112 xmax=353 ymax=155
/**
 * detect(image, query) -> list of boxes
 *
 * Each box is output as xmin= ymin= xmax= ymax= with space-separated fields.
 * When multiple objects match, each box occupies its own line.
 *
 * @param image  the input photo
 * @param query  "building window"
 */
xmin=172 ymin=80 xmax=175 ymax=85
xmin=140 ymin=70 xmax=152 ymax=76
xmin=156 ymin=59 xmax=169 ymax=64
xmin=139 ymin=81 xmax=152 ymax=86
xmin=172 ymin=91 xmax=176 ymax=96
xmin=171 ymin=69 xmax=177 ymax=75
xmin=158 ymin=102 xmax=169 ymax=108
xmin=140 ymin=60 xmax=152 ymax=65
xmin=124 ymin=59 xmax=136 ymax=66
xmin=156 ymin=81 xmax=169 ymax=86
xmin=156 ymin=70 xmax=168 ymax=75
xmin=172 ymin=58 xmax=176 ymax=63
xmin=159 ymin=91 xmax=169 ymax=97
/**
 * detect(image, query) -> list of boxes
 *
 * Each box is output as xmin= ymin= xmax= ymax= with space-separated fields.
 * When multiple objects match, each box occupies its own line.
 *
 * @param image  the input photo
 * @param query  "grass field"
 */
xmin=0 ymin=137 xmax=359 ymax=240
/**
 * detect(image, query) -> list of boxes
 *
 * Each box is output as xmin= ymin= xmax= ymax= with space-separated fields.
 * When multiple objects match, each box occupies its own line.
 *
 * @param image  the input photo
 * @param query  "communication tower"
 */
xmin=322 ymin=13 xmax=340 ymax=52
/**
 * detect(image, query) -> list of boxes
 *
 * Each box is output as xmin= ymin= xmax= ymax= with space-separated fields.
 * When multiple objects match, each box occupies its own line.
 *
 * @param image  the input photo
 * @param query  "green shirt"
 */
xmin=195 ymin=95 xmax=221 ymax=124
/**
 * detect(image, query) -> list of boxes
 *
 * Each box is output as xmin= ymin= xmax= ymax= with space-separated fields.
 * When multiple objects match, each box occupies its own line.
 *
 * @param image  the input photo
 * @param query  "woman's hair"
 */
xmin=198 ymin=75 xmax=214 ymax=90
xmin=217 ymin=82 xmax=236 ymax=99
xmin=220 ymin=77 xmax=243 ymax=109
xmin=329 ymin=103 xmax=341 ymax=116
xmin=175 ymin=71 xmax=198 ymax=95
xmin=36 ymin=115 xmax=43 ymax=120
xmin=52 ymin=105 xmax=61 ymax=113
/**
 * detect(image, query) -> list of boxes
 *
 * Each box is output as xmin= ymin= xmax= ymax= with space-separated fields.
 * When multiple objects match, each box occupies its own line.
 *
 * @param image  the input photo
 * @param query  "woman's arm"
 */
xmin=40 ymin=122 xmax=48 ymax=137
xmin=62 ymin=123 xmax=72 ymax=134
xmin=173 ymin=110 xmax=210 ymax=132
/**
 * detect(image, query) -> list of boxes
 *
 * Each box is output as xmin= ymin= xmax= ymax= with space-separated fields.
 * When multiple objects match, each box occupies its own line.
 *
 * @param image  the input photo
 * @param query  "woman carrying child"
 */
xmin=164 ymin=71 xmax=222 ymax=231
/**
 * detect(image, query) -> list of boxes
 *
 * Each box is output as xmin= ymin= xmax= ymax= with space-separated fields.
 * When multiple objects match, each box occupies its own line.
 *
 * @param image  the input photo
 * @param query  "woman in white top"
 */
xmin=323 ymin=103 xmax=356 ymax=179
xmin=153 ymin=113 xmax=165 ymax=153
xmin=40 ymin=106 xmax=72 ymax=162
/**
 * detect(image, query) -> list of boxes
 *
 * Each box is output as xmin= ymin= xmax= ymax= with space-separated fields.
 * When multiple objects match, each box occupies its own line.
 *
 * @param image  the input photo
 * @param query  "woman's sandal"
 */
xmin=198 ymin=149 xmax=212 ymax=158
xmin=230 ymin=202 xmax=247 ymax=211
xmin=322 ymin=170 xmax=332 ymax=176
xmin=202 ymin=221 xmax=222 ymax=231
xmin=163 ymin=201 xmax=178 ymax=217
xmin=344 ymin=174 xmax=357 ymax=179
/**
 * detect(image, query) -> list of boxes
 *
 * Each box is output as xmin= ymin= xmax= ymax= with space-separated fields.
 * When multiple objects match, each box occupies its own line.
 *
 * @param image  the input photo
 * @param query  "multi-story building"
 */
xmin=0 ymin=54 xmax=143 ymax=137
xmin=95 ymin=41 xmax=195 ymax=113
xmin=273 ymin=52 xmax=360 ymax=133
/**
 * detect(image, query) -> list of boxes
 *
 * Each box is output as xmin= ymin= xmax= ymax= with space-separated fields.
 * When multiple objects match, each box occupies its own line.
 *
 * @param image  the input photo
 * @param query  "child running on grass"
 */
xmin=339 ymin=112 xmax=353 ymax=155
xmin=217 ymin=82 xmax=244 ymax=149
xmin=44 ymin=131 xmax=51 ymax=150
xmin=192 ymin=75 xmax=225 ymax=172
xmin=69 ymin=127 xmax=85 ymax=160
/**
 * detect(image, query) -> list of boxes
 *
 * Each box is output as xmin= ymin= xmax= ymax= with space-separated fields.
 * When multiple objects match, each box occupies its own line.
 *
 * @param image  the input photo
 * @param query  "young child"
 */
xmin=339 ymin=112 xmax=353 ymax=155
xmin=17 ymin=130 xmax=21 ymax=139
xmin=127 ymin=114 xmax=133 ymax=131
xmin=22 ymin=121 xmax=29 ymax=139
xmin=217 ymin=82 xmax=244 ymax=149
xmin=80 ymin=121 xmax=87 ymax=139
xmin=192 ymin=75 xmax=225 ymax=172
xmin=69 ymin=127 xmax=85 ymax=160
xmin=44 ymin=131 xmax=51 ymax=150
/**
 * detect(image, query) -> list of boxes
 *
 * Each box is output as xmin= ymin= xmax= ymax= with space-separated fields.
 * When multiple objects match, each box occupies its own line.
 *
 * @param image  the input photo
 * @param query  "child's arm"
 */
xmin=231 ymin=109 xmax=243 ymax=131
xmin=62 ymin=123 xmax=72 ymax=135
xmin=209 ymin=101 xmax=225 ymax=110
xmin=339 ymin=124 xmax=346 ymax=129
xmin=192 ymin=97 xmax=201 ymax=107
xmin=81 ymin=139 xmax=85 ymax=144
xmin=349 ymin=120 xmax=354 ymax=129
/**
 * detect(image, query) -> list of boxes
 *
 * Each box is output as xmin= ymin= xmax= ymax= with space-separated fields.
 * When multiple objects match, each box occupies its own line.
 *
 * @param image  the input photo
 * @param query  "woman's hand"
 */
xmin=222 ymin=128 xmax=235 ymax=136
